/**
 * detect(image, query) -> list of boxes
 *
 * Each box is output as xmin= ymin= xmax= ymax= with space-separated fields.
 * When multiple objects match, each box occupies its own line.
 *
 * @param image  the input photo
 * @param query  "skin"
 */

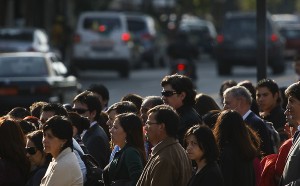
xmin=256 ymin=87 xmax=278 ymax=114
xmin=110 ymin=118 xmax=127 ymax=148
xmin=106 ymin=109 xmax=117 ymax=129
xmin=185 ymin=134 xmax=206 ymax=173
xmin=73 ymin=101 xmax=95 ymax=122
xmin=145 ymin=112 xmax=166 ymax=146
xmin=40 ymin=111 xmax=55 ymax=124
xmin=162 ymin=84 xmax=185 ymax=110
xmin=43 ymin=129 xmax=66 ymax=159
xmin=223 ymin=93 xmax=241 ymax=111
xmin=286 ymin=96 xmax=300 ymax=125
xmin=26 ymin=139 xmax=46 ymax=167
xmin=93 ymin=92 xmax=108 ymax=111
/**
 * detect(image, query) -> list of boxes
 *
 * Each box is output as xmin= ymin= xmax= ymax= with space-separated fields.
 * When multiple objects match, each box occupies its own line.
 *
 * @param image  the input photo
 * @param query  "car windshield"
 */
xmin=0 ymin=30 xmax=33 ymax=41
xmin=83 ymin=17 xmax=121 ymax=34
xmin=0 ymin=56 xmax=48 ymax=77
xmin=127 ymin=19 xmax=146 ymax=32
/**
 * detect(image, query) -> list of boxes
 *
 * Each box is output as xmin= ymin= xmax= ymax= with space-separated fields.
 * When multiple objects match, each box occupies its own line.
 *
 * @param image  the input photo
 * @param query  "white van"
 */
xmin=71 ymin=11 xmax=141 ymax=78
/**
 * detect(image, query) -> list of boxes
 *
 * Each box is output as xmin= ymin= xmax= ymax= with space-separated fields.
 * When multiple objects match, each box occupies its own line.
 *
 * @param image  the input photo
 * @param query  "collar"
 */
xmin=150 ymin=137 xmax=179 ymax=157
xmin=54 ymin=147 xmax=71 ymax=161
xmin=90 ymin=121 xmax=97 ymax=128
xmin=243 ymin=110 xmax=252 ymax=120
xmin=297 ymin=125 xmax=300 ymax=131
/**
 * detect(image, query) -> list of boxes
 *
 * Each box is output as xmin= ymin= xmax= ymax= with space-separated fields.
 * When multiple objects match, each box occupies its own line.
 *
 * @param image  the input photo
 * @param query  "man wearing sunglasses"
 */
xmin=72 ymin=90 xmax=110 ymax=169
xmin=161 ymin=74 xmax=202 ymax=145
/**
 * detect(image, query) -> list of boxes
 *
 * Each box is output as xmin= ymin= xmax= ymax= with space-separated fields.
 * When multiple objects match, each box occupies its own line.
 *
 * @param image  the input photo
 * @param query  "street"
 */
xmin=77 ymin=55 xmax=296 ymax=107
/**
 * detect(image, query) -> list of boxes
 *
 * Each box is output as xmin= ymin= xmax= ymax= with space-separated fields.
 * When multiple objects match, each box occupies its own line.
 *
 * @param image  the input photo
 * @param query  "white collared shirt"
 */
xmin=80 ymin=121 xmax=98 ymax=139
xmin=243 ymin=110 xmax=252 ymax=120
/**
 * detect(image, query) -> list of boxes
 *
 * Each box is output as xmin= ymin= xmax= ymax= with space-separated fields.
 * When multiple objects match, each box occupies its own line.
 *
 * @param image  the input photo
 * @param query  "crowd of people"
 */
xmin=1 ymin=57 xmax=300 ymax=186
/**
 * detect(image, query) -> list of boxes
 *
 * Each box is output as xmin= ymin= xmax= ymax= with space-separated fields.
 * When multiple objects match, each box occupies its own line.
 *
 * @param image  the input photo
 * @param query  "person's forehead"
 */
xmin=73 ymin=101 xmax=88 ymax=108
xmin=256 ymin=86 xmax=271 ymax=93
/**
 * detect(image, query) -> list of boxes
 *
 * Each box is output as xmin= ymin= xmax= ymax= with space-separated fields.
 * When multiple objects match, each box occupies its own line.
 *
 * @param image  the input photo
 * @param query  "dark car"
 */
xmin=0 ymin=52 xmax=80 ymax=114
xmin=279 ymin=25 xmax=300 ymax=58
xmin=215 ymin=12 xmax=285 ymax=75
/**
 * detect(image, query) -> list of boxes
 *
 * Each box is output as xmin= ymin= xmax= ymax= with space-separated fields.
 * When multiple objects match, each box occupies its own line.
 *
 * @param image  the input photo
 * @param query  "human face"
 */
xmin=26 ymin=139 xmax=44 ymax=167
xmin=43 ymin=129 xmax=66 ymax=158
xmin=40 ymin=111 xmax=55 ymax=124
xmin=109 ymin=118 xmax=127 ymax=148
xmin=286 ymin=96 xmax=300 ymax=124
xmin=73 ymin=101 xmax=93 ymax=122
xmin=185 ymin=134 xmax=204 ymax=162
xmin=106 ymin=110 xmax=117 ymax=129
xmin=161 ymin=84 xmax=184 ymax=109
xmin=140 ymin=102 xmax=152 ymax=125
xmin=145 ymin=112 xmax=161 ymax=146
xmin=223 ymin=93 xmax=241 ymax=113
xmin=256 ymin=87 xmax=278 ymax=113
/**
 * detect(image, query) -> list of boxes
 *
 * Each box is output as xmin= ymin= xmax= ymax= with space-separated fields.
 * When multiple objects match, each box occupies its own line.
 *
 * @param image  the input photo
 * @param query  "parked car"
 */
xmin=272 ymin=14 xmax=300 ymax=28
xmin=179 ymin=15 xmax=217 ymax=56
xmin=279 ymin=25 xmax=300 ymax=58
xmin=124 ymin=12 xmax=164 ymax=67
xmin=71 ymin=11 xmax=141 ymax=78
xmin=0 ymin=52 xmax=80 ymax=114
xmin=215 ymin=12 xmax=285 ymax=75
xmin=0 ymin=28 xmax=50 ymax=53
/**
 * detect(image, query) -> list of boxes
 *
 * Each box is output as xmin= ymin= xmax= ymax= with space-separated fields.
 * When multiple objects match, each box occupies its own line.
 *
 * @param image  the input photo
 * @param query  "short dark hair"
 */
xmin=88 ymin=84 xmax=110 ymax=106
xmin=7 ymin=107 xmax=30 ymax=119
xmin=161 ymin=74 xmax=196 ymax=106
xmin=68 ymin=112 xmax=90 ymax=135
xmin=142 ymin=96 xmax=164 ymax=108
xmin=257 ymin=78 xmax=281 ymax=104
xmin=184 ymin=125 xmax=219 ymax=163
xmin=41 ymin=103 xmax=68 ymax=117
xmin=148 ymin=105 xmax=179 ymax=138
xmin=285 ymin=81 xmax=300 ymax=101
xmin=194 ymin=93 xmax=220 ymax=116
xmin=106 ymin=101 xmax=138 ymax=115
xmin=121 ymin=93 xmax=144 ymax=111
xmin=42 ymin=115 xmax=73 ymax=151
xmin=29 ymin=101 xmax=47 ymax=118
xmin=73 ymin=90 xmax=102 ymax=120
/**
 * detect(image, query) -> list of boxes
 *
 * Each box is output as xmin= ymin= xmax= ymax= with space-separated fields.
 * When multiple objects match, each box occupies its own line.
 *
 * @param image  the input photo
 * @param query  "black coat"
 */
xmin=187 ymin=161 xmax=224 ymax=186
xmin=82 ymin=123 xmax=110 ymax=169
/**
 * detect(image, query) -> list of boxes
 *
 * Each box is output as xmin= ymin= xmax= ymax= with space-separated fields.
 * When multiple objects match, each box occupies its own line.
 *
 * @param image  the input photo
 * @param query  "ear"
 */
xmin=179 ymin=92 xmax=186 ymax=100
xmin=90 ymin=110 xmax=97 ymax=120
xmin=274 ymin=92 xmax=279 ymax=100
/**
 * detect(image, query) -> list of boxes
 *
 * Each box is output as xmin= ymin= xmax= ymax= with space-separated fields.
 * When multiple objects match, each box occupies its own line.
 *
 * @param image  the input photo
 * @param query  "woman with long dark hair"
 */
xmin=184 ymin=125 xmax=224 ymax=186
xmin=0 ymin=117 xmax=31 ymax=185
xmin=213 ymin=110 xmax=260 ymax=186
xmin=104 ymin=113 xmax=146 ymax=186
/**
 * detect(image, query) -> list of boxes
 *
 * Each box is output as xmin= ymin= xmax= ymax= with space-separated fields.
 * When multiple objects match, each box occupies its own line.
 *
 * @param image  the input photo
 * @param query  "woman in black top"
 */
xmin=184 ymin=125 xmax=224 ymax=186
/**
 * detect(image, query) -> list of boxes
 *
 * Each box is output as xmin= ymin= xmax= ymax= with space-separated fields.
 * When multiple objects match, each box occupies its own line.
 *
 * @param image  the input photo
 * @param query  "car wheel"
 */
xmin=217 ymin=61 xmax=231 ymax=76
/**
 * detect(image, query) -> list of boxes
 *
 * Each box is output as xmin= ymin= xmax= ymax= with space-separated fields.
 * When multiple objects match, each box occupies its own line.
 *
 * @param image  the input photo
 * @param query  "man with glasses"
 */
xmin=137 ymin=105 xmax=192 ymax=186
xmin=160 ymin=74 xmax=202 ymax=145
xmin=72 ymin=90 xmax=110 ymax=168
xmin=223 ymin=85 xmax=273 ymax=155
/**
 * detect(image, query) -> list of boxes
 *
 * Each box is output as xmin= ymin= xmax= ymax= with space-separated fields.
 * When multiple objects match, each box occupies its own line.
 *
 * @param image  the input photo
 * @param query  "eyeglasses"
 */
xmin=25 ymin=147 xmax=37 ymax=155
xmin=72 ymin=108 xmax=89 ymax=114
xmin=145 ymin=120 xmax=159 ymax=126
xmin=161 ymin=90 xmax=178 ymax=97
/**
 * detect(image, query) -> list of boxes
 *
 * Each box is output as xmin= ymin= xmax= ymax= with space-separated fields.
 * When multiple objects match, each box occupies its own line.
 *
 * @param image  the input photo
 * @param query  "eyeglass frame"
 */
xmin=25 ymin=146 xmax=37 ymax=155
xmin=161 ymin=90 xmax=179 ymax=97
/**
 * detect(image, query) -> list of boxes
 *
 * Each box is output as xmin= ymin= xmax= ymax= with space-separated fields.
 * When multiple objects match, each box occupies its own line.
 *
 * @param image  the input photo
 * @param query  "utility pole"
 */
xmin=256 ymin=0 xmax=267 ymax=82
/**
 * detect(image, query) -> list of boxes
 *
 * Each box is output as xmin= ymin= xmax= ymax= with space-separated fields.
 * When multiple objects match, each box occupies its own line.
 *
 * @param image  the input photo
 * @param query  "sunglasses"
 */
xmin=25 ymin=147 xmax=37 ymax=155
xmin=161 ymin=90 xmax=178 ymax=97
xmin=72 ymin=108 xmax=89 ymax=114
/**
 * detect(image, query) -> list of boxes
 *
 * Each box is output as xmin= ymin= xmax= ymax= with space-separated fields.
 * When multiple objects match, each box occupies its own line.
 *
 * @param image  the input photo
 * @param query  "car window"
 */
xmin=0 ymin=30 xmax=33 ymax=41
xmin=83 ymin=17 xmax=121 ymax=34
xmin=127 ymin=19 xmax=146 ymax=32
xmin=280 ymin=29 xmax=300 ymax=38
xmin=0 ymin=56 xmax=48 ymax=77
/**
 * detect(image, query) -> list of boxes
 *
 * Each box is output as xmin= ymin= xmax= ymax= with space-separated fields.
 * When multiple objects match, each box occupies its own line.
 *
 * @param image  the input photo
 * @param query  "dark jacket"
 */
xmin=0 ymin=159 xmax=27 ymax=186
xmin=26 ymin=166 xmax=47 ymax=186
xmin=244 ymin=111 xmax=273 ymax=155
xmin=187 ymin=161 xmax=224 ymax=186
xmin=82 ymin=123 xmax=110 ymax=168
xmin=106 ymin=145 xmax=144 ymax=186
xmin=177 ymin=105 xmax=202 ymax=145
xmin=219 ymin=143 xmax=256 ymax=186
